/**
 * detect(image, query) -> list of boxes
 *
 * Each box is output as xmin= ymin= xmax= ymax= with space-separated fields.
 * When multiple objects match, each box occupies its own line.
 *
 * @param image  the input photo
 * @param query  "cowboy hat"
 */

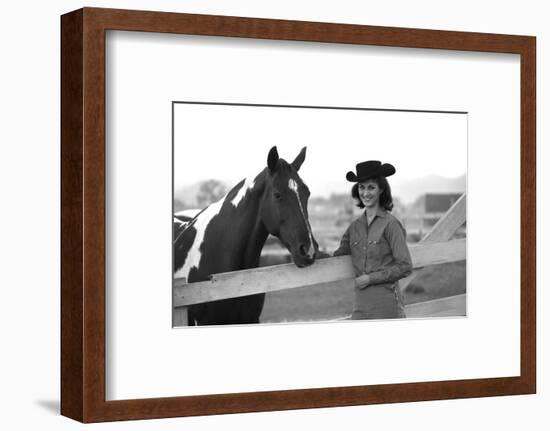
xmin=346 ymin=160 xmax=396 ymax=182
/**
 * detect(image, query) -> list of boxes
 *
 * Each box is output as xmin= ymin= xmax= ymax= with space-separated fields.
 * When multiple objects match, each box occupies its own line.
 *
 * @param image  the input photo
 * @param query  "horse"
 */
xmin=174 ymin=209 xmax=201 ymax=225
xmin=173 ymin=209 xmax=201 ymax=236
xmin=174 ymin=146 xmax=318 ymax=325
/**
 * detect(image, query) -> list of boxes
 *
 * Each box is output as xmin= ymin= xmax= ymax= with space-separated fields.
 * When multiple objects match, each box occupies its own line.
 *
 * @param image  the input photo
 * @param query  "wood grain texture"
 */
xmin=173 ymin=239 xmax=466 ymax=307
xmin=84 ymin=6 xmax=529 ymax=53
xmin=520 ymin=36 xmax=536 ymax=394
xmin=421 ymin=194 xmax=467 ymax=242
xmin=60 ymin=7 xmax=536 ymax=422
xmin=400 ymin=193 xmax=466 ymax=291
xmin=60 ymin=9 xmax=84 ymax=422
xmin=405 ymin=294 xmax=466 ymax=318
xmin=97 ymin=376 xmax=525 ymax=421
xmin=82 ymin=7 xmax=107 ymax=423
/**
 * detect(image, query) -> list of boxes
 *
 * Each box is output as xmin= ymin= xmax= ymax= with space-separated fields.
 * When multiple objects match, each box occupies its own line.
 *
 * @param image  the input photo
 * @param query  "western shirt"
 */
xmin=333 ymin=208 xmax=412 ymax=286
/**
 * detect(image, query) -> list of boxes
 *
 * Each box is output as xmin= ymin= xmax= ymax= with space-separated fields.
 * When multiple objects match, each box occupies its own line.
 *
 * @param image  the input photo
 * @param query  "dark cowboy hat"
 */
xmin=346 ymin=160 xmax=396 ymax=182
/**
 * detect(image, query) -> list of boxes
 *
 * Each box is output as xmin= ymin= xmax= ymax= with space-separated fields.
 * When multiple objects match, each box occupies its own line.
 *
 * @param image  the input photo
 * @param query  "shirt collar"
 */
xmin=363 ymin=207 xmax=387 ymax=220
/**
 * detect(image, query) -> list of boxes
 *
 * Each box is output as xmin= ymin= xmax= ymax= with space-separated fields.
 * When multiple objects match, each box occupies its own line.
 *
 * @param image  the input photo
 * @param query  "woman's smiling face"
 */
xmin=358 ymin=179 xmax=382 ymax=209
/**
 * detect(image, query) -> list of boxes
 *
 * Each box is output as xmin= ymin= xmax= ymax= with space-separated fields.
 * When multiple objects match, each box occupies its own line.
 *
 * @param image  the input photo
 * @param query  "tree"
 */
xmin=196 ymin=179 xmax=227 ymax=207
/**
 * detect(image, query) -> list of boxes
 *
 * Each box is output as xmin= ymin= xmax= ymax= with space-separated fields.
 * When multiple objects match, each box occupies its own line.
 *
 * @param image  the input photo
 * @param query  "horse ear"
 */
xmin=267 ymin=146 xmax=279 ymax=172
xmin=291 ymin=147 xmax=307 ymax=171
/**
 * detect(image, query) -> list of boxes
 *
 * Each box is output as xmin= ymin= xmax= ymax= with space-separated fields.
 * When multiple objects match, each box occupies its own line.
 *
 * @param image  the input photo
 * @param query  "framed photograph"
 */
xmin=61 ymin=7 xmax=536 ymax=422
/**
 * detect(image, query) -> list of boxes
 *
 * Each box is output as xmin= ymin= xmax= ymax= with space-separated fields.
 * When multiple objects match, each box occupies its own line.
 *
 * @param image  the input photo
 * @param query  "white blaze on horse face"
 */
xmin=174 ymin=198 xmax=225 ymax=280
xmin=230 ymin=177 xmax=256 ymax=208
xmin=288 ymin=178 xmax=315 ymax=258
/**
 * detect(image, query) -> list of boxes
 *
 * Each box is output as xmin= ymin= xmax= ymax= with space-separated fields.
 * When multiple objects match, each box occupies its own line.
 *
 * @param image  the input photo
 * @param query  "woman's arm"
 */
xmin=364 ymin=219 xmax=412 ymax=287
xmin=333 ymin=226 xmax=351 ymax=256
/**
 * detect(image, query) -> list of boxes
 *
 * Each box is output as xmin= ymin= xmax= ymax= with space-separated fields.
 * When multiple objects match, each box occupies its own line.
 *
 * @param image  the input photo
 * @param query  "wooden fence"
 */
xmin=173 ymin=193 xmax=466 ymax=326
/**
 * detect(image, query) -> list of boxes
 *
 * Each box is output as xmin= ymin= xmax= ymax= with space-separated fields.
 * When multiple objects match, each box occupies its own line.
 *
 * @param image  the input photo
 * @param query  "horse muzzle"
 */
xmin=293 ymin=241 xmax=317 ymax=267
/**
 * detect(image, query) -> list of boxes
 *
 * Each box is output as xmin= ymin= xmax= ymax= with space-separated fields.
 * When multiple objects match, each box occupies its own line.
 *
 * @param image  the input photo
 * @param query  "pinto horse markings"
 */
xmin=230 ymin=177 xmax=256 ymax=207
xmin=173 ymin=146 xmax=318 ymax=325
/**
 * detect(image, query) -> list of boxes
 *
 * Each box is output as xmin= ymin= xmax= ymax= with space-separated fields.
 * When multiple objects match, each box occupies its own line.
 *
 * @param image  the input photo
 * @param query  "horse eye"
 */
xmin=273 ymin=191 xmax=281 ymax=199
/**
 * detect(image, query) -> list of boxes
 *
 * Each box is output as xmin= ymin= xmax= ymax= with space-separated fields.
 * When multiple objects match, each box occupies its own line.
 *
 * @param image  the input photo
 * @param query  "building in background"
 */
xmin=403 ymin=193 xmax=465 ymax=241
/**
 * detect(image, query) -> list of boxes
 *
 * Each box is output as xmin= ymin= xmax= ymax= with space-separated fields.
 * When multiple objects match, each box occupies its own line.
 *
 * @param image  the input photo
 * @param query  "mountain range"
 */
xmin=391 ymin=174 xmax=466 ymax=204
xmin=175 ymin=173 xmax=467 ymax=209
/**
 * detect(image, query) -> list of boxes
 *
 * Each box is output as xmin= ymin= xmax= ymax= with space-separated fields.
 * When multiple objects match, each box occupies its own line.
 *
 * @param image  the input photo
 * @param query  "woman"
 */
xmin=334 ymin=160 xmax=412 ymax=319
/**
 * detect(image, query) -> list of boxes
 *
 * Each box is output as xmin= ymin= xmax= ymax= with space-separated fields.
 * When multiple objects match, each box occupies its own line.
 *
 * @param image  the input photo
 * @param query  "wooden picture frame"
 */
xmin=61 ymin=7 xmax=536 ymax=423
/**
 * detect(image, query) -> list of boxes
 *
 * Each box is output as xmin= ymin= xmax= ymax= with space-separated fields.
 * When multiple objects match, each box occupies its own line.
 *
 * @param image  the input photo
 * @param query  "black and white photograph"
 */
xmin=173 ymin=102 xmax=467 ymax=326
xmin=2 ymin=0 xmax=543 ymax=428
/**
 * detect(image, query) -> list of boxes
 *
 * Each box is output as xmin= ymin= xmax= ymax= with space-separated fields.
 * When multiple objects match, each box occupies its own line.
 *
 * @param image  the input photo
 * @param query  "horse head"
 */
xmin=261 ymin=146 xmax=318 ymax=268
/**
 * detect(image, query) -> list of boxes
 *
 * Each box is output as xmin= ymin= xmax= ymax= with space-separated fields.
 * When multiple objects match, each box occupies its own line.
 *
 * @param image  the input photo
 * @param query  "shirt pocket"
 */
xmin=366 ymin=239 xmax=391 ymax=262
xmin=349 ymin=230 xmax=363 ymax=249
xmin=350 ymin=240 xmax=364 ymax=257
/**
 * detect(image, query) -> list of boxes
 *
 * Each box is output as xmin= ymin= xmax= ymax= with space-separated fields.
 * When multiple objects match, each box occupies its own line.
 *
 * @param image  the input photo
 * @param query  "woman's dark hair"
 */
xmin=351 ymin=176 xmax=394 ymax=211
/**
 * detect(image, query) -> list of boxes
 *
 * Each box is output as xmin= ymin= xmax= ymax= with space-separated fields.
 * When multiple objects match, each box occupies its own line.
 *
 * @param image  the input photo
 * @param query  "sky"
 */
xmin=173 ymin=103 xmax=467 ymax=200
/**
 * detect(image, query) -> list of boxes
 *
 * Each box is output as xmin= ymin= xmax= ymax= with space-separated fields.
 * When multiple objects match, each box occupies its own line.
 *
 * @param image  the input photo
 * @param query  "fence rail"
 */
xmin=173 ymin=238 xmax=465 ymax=308
xmin=399 ymin=193 xmax=466 ymax=290
xmin=173 ymin=193 xmax=466 ymax=322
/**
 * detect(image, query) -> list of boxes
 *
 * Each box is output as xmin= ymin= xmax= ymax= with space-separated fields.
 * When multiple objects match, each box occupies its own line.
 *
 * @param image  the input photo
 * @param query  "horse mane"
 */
xmin=174 ymin=148 xmax=316 ymax=325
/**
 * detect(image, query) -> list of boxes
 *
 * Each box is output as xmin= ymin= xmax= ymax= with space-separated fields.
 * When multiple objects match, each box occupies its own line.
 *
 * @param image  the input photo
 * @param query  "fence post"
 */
xmin=173 ymin=277 xmax=189 ymax=326
xmin=173 ymin=307 xmax=189 ymax=327
xmin=399 ymin=193 xmax=466 ymax=292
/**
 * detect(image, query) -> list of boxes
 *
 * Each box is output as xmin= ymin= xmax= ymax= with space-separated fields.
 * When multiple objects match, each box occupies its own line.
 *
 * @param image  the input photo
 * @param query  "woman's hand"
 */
xmin=355 ymin=274 xmax=371 ymax=290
